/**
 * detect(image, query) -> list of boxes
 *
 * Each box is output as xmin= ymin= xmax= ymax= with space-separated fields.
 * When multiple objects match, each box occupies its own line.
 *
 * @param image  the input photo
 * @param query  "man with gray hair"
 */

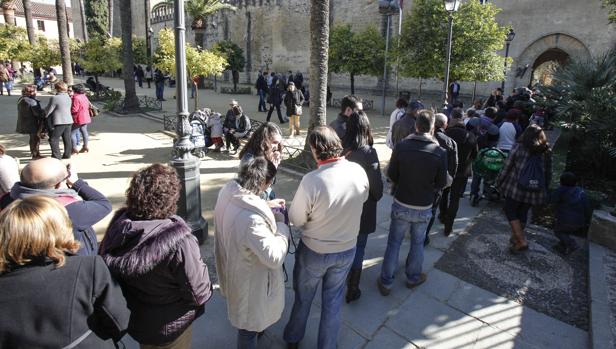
xmin=424 ymin=113 xmax=458 ymax=245
xmin=378 ymin=110 xmax=448 ymax=295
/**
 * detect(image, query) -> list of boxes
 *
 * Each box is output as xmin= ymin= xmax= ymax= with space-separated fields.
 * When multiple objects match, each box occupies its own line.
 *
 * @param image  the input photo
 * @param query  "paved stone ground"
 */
xmin=435 ymin=209 xmax=589 ymax=331
xmin=0 ymin=79 xmax=590 ymax=348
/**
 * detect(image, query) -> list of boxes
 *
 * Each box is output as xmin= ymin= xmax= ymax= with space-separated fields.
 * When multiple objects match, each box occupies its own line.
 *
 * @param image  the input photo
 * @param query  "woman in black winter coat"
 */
xmin=342 ymin=111 xmax=384 ymax=303
xmin=99 ymin=164 xmax=213 ymax=348
xmin=0 ymin=196 xmax=130 ymax=348
xmin=283 ymin=81 xmax=305 ymax=136
xmin=267 ymin=78 xmax=286 ymax=123
xmin=16 ymin=84 xmax=44 ymax=159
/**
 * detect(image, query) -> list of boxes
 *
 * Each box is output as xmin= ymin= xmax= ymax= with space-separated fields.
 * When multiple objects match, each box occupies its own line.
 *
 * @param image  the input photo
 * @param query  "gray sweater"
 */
xmin=45 ymin=92 xmax=73 ymax=126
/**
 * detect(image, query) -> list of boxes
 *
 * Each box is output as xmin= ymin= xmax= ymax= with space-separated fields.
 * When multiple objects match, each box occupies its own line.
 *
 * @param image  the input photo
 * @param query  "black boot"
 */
xmin=346 ymin=268 xmax=362 ymax=303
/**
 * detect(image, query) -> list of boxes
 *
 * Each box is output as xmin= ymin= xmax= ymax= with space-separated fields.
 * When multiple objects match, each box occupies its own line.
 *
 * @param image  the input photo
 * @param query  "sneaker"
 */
xmin=376 ymin=278 xmax=391 ymax=296
xmin=406 ymin=273 xmax=427 ymax=289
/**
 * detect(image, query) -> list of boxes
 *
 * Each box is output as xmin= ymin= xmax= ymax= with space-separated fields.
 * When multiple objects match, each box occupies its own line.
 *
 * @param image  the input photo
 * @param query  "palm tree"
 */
xmin=1 ymin=0 xmax=16 ymax=26
xmin=108 ymin=0 xmax=113 ymax=36
xmin=78 ymin=0 xmax=88 ymax=42
xmin=22 ymin=0 xmax=35 ymax=43
xmin=120 ymin=0 xmax=139 ymax=111
xmin=56 ymin=0 xmax=73 ymax=84
xmin=165 ymin=0 xmax=236 ymax=48
xmin=308 ymin=0 xmax=330 ymax=132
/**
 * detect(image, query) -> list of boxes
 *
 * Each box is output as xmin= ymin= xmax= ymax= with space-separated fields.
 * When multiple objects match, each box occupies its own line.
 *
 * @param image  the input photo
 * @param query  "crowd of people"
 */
xmin=0 ymin=82 xmax=593 ymax=349
xmin=15 ymin=82 xmax=95 ymax=160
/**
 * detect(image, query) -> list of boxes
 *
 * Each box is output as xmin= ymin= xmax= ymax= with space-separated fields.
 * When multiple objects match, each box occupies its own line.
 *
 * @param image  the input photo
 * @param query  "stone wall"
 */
xmin=144 ymin=0 xmax=616 ymax=102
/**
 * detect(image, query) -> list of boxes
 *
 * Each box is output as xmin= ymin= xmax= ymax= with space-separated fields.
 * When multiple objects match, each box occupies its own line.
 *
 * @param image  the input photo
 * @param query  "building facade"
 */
xmin=0 ymin=1 xmax=75 ymax=41
xmin=141 ymin=0 xmax=615 ymax=99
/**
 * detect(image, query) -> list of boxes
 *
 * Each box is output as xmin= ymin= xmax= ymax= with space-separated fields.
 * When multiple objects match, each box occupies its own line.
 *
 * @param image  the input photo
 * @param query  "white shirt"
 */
xmin=289 ymin=158 xmax=369 ymax=254
xmin=497 ymin=122 xmax=517 ymax=151
xmin=386 ymin=108 xmax=406 ymax=149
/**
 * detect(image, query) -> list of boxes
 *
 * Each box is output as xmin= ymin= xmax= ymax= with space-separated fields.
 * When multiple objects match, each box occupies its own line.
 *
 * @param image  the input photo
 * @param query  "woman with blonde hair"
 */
xmin=0 ymin=196 xmax=130 ymax=348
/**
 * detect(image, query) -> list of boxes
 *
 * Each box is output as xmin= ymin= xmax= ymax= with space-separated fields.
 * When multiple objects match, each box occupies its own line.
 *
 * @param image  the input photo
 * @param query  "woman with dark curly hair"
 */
xmin=239 ymin=122 xmax=283 ymax=201
xmin=496 ymin=125 xmax=552 ymax=253
xmin=99 ymin=164 xmax=212 ymax=349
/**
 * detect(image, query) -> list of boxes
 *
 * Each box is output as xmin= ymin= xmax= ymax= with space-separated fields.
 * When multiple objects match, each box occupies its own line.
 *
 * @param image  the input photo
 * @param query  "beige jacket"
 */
xmin=214 ymin=180 xmax=290 ymax=332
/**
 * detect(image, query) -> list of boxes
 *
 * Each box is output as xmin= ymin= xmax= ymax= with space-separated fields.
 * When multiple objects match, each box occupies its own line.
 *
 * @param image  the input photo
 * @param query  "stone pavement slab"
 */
xmin=588 ymin=242 xmax=616 ymax=349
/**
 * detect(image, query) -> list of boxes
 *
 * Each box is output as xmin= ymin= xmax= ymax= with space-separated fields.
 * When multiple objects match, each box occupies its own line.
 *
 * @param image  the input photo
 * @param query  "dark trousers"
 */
xmin=146 ymin=78 xmax=152 ymax=88
xmin=155 ymin=82 xmax=164 ymax=100
xmin=49 ymin=124 xmax=72 ymax=159
xmin=425 ymin=191 xmax=443 ymax=237
xmin=439 ymin=177 xmax=469 ymax=228
xmin=137 ymin=76 xmax=143 ymax=88
xmin=29 ymin=132 xmax=41 ymax=157
xmin=225 ymin=132 xmax=239 ymax=150
xmin=267 ymin=104 xmax=285 ymax=123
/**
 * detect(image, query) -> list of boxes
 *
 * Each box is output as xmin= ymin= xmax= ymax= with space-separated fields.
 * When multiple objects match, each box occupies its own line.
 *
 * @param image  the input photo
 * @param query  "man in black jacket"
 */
xmin=441 ymin=108 xmax=478 ymax=235
xmin=424 ymin=113 xmax=458 ymax=245
xmin=0 ymin=157 xmax=112 ymax=256
xmin=255 ymin=71 xmax=268 ymax=112
xmin=378 ymin=110 xmax=447 ymax=296
xmin=390 ymin=100 xmax=424 ymax=147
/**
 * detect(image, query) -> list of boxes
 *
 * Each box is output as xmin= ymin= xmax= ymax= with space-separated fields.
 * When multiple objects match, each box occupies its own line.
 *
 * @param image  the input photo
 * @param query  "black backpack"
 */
xmin=518 ymin=154 xmax=545 ymax=192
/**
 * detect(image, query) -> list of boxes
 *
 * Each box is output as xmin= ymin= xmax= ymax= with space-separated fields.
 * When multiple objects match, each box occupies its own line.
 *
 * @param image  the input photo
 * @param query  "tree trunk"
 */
xmin=120 ymin=0 xmax=139 ymax=112
xmin=108 ymin=0 xmax=114 ymax=36
xmin=350 ymin=73 xmax=355 ymax=95
xmin=22 ymin=0 xmax=35 ymax=44
xmin=55 ymin=0 xmax=73 ymax=85
xmin=78 ymin=0 xmax=88 ymax=42
xmin=2 ymin=1 xmax=16 ymax=26
xmin=418 ymin=77 xmax=422 ymax=99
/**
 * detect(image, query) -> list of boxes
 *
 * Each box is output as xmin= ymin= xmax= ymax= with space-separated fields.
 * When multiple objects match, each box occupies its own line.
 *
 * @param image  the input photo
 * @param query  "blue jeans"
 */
xmin=237 ymin=329 xmax=258 ymax=349
xmin=351 ymin=233 xmax=368 ymax=270
xmin=71 ymin=124 xmax=88 ymax=148
xmin=155 ymin=82 xmax=164 ymax=100
xmin=284 ymin=242 xmax=356 ymax=349
xmin=191 ymin=82 xmax=196 ymax=98
xmin=258 ymin=89 xmax=266 ymax=111
xmin=380 ymin=202 xmax=432 ymax=287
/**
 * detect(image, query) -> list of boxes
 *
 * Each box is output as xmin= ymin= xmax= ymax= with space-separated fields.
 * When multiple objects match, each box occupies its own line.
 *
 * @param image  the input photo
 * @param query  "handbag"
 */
xmin=88 ymin=102 xmax=99 ymax=118
xmin=295 ymin=104 xmax=302 ymax=116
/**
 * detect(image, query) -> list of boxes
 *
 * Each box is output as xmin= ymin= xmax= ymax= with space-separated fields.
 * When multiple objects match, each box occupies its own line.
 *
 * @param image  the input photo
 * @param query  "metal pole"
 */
xmin=171 ymin=0 xmax=207 ymax=243
xmin=395 ymin=7 xmax=402 ymax=98
xmin=442 ymin=12 xmax=454 ymax=106
xmin=145 ymin=0 xmax=151 ymax=64
xmin=501 ymin=41 xmax=510 ymax=91
xmin=381 ymin=14 xmax=391 ymax=116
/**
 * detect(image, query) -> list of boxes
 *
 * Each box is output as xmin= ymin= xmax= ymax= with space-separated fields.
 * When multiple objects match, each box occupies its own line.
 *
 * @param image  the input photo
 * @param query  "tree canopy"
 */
xmin=85 ymin=0 xmax=109 ymax=38
xmin=605 ymin=0 xmax=616 ymax=23
xmin=154 ymin=28 xmax=227 ymax=78
xmin=81 ymin=36 xmax=122 ymax=74
xmin=0 ymin=24 xmax=31 ymax=62
xmin=329 ymin=24 xmax=386 ymax=94
xmin=30 ymin=37 xmax=61 ymax=69
xmin=211 ymin=40 xmax=245 ymax=73
xmin=397 ymin=0 xmax=510 ymax=82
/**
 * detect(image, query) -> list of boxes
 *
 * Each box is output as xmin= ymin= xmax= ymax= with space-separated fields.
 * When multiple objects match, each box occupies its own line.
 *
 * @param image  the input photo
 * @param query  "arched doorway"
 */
xmin=530 ymin=48 xmax=570 ymax=86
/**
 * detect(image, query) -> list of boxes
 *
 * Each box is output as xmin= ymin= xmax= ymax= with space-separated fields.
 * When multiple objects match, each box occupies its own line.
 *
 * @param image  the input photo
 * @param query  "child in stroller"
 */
xmin=189 ymin=109 xmax=212 ymax=158
xmin=472 ymin=148 xmax=507 ymax=204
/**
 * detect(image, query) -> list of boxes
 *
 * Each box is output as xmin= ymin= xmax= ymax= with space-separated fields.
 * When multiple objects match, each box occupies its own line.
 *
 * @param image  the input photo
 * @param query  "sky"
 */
xmin=35 ymin=0 xmax=73 ymax=7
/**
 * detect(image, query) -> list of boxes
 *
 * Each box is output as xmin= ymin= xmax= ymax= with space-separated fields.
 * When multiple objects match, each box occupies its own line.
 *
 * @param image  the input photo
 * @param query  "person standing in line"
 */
xmin=45 ymin=82 xmax=73 ymax=160
xmin=390 ymin=100 xmax=424 ymax=147
xmin=497 ymin=109 xmax=522 ymax=154
xmin=424 ymin=113 xmax=457 ymax=246
xmin=154 ymin=68 xmax=166 ymax=101
xmin=440 ymin=108 xmax=478 ymax=236
xmin=329 ymin=95 xmax=361 ymax=140
xmin=16 ymin=85 xmax=45 ymax=159
xmin=386 ymin=98 xmax=408 ymax=149
xmin=146 ymin=66 xmax=154 ymax=88
xmin=0 ymin=196 xmax=130 ymax=348
xmin=266 ymin=77 xmax=286 ymax=123
xmin=283 ymin=126 xmax=369 ymax=349
xmin=449 ymin=80 xmax=460 ymax=103
xmin=70 ymin=84 xmax=92 ymax=154
xmin=135 ymin=65 xmax=145 ymax=88
xmin=342 ymin=111 xmax=383 ymax=304
xmin=549 ymin=172 xmax=591 ymax=255
xmin=256 ymin=71 xmax=268 ymax=112
xmin=378 ymin=110 xmax=447 ymax=296
xmin=0 ymin=64 xmax=10 ymax=96
xmin=496 ymin=125 xmax=552 ymax=253
xmin=215 ymin=157 xmax=290 ymax=349
xmin=267 ymin=71 xmax=274 ymax=88
xmin=0 ymin=144 xmax=19 ymax=197
xmin=99 ymin=164 xmax=212 ymax=349
xmin=283 ymin=82 xmax=304 ymax=137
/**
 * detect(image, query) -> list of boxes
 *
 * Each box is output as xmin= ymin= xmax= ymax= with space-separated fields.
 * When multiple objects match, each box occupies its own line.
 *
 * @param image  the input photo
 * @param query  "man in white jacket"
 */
xmin=284 ymin=126 xmax=369 ymax=349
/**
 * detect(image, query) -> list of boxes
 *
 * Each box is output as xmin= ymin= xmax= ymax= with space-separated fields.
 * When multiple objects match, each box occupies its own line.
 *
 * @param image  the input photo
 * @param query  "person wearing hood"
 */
xmin=99 ymin=164 xmax=212 ymax=348
xmin=0 ymin=158 xmax=111 ymax=256
xmin=283 ymin=82 xmax=305 ymax=137
xmin=549 ymin=172 xmax=591 ymax=255
xmin=214 ymin=157 xmax=289 ymax=348
xmin=207 ymin=112 xmax=224 ymax=152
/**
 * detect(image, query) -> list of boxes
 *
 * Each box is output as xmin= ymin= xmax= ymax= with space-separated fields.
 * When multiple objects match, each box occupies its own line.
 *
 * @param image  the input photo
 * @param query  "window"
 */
xmin=36 ymin=20 xmax=45 ymax=32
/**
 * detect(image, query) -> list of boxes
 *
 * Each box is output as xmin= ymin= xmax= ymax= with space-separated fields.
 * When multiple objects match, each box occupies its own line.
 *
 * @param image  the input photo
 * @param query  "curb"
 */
xmin=588 ymin=242 xmax=615 ymax=349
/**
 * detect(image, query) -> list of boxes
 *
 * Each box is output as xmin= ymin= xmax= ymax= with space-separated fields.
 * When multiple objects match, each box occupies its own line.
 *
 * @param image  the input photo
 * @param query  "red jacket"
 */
xmin=71 ymin=93 xmax=91 ymax=125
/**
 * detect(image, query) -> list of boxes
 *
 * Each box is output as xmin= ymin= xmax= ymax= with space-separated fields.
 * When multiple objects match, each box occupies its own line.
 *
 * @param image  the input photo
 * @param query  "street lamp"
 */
xmin=378 ymin=0 xmax=401 ymax=116
xmin=442 ymin=0 xmax=460 ymax=106
xmin=171 ymin=0 xmax=207 ymax=243
xmin=501 ymin=28 xmax=515 ymax=91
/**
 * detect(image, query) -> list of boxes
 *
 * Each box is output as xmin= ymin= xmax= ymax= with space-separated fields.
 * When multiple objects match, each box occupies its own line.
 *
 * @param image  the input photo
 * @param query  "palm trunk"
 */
xmin=120 ymin=0 xmax=139 ymax=111
xmin=22 ymin=0 xmax=35 ymax=44
xmin=108 ymin=0 xmax=114 ymax=36
xmin=2 ymin=1 xmax=16 ymax=26
xmin=350 ymin=73 xmax=355 ymax=95
xmin=56 ymin=0 xmax=73 ymax=84
xmin=78 ymin=0 xmax=88 ymax=42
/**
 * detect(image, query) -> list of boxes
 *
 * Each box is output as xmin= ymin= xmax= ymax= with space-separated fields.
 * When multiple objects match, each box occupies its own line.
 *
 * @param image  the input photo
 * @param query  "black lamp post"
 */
xmin=442 ymin=0 xmax=460 ymax=106
xmin=171 ymin=0 xmax=207 ymax=243
xmin=378 ymin=0 xmax=401 ymax=115
xmin=501 ymin=28 xmax=515 ymax=91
